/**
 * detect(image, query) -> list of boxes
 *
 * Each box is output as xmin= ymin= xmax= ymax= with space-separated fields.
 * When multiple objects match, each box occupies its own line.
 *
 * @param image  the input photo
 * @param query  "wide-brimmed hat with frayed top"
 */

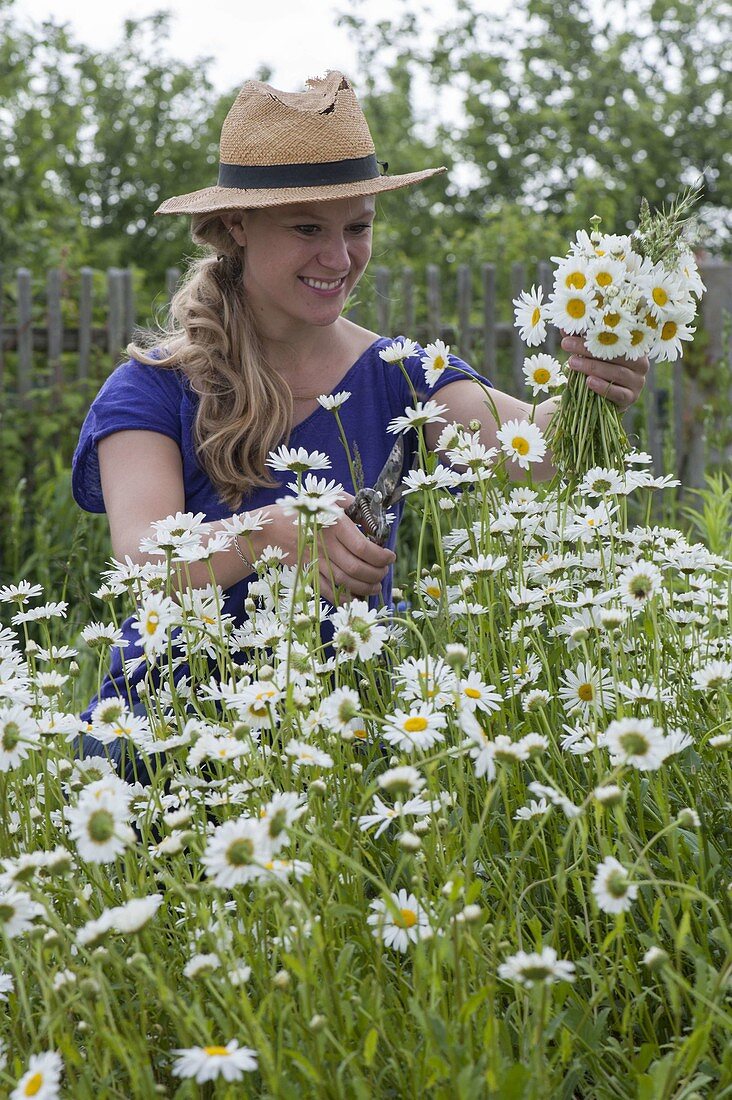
xmin=154 ymin=71 xmax=446 ymax=216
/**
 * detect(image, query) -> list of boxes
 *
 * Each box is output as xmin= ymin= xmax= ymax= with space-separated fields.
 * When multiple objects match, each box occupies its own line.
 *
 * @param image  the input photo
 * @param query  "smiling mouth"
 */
xmin=299 ymin=276 xmax=347 ymax=290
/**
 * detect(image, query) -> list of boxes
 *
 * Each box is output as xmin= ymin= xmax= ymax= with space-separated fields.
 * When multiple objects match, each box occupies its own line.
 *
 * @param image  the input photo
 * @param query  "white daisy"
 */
xmin=496 ymin=419 xmax=547 ymax=470
xmin=602 ymin=717 xmax=668 ymax=771
xmin=0 ymin=887 xmax=43 ymax=939
xmin=522 ymin=353 xmax=564 ymax=395
xmin=317 ymin=390 xmax=351 ymax=410
xmin=591 ymin=856 xmax=638 ymax=914
xmin=11 ymin=1051 xmax=63 ymax=1100
xmin=457 ymin=671 xmax=503 ymax=714
xmin=691 ymin=659 xmax=732 ymax=693
xmin=285 ymin=740 xmax=334 ymax=769
xmin=378 ymin=337 xmax=420 ymax=363
xmin=514 ymin=798 xmax=550 ymax=821
xmin=266 ymin=445 xmax=331 ymax=473
xmin=513 ymin=285 xmax=547 ymax=346
xmin=381 ymin=705 xmax=447 ymax=754
xmin=498 ymin=946 xmax=575 ymax=987
xmin=0 ymin=704 xmax=41 ymax=772
xmin=367 ymin=889 xmax=432 ymax=952
xmin=653 ymin=315 xmax=696 ymax=362
xmin=171 ymin=1040 xmax=258 ymax=1083
xmin=617 ymin=560 xmax=663 ymax=608
xmin=131 ymin=592 xmax=181 ymax=659
xmin=558 ymin=661 xmax=615 ymax=717
xmin=66 ymin=779 xmax=135 ymax=864
xmin=584 ymin=324 xmax=633 ymax=360
xmin=386 ymin=400 xmax=448 ymax=436
xmin=547 ymin=285 xmax=597 ymax=333
xmin=202 ymin=817 xmax=275 ymax=888
xmin=420 ymin=339 xmax=453 ymax=386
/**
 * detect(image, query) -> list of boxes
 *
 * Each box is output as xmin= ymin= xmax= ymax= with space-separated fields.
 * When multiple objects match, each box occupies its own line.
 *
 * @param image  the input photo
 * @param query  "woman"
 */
xmin=73 ymin=71 xmax=647 ymax=768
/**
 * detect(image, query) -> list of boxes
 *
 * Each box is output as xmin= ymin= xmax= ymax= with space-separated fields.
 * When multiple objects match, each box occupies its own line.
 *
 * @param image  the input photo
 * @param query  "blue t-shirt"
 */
xmin=72 ymin=337 xmax=491 ymax=718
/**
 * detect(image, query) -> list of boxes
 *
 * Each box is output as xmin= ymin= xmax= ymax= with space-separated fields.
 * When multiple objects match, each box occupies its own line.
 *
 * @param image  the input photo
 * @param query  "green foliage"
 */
xmin=0 ymin=2 xmax=234 ymax=292
xmin=340 ymin=0 xmax=730 ymax=262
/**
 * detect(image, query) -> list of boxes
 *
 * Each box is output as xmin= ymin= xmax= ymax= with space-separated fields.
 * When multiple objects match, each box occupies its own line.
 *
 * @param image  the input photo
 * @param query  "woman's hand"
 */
xmin=266 ymin=495 xmax=396 ymax=606
xmin=561 ymin=335 xmax=649 ymax=413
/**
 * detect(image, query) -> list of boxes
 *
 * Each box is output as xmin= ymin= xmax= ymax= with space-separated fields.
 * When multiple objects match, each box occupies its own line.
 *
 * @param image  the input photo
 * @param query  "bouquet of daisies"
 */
xmin=513 ymin=186 xmax=705 ymax=478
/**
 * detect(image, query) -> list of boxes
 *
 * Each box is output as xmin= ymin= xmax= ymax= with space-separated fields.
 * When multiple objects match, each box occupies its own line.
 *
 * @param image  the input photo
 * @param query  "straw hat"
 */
xmin=155 ymin=71 xmax=446 ymax=216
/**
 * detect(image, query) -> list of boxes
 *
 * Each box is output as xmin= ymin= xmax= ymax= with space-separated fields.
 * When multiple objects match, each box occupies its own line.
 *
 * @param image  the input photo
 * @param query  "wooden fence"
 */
xmin=1 ymin=260 xmax=730 ymax=486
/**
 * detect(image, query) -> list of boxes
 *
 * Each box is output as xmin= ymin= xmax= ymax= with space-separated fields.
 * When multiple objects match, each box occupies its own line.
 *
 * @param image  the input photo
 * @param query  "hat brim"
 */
xmin=154 ymin=167 xmax=447 ymax=216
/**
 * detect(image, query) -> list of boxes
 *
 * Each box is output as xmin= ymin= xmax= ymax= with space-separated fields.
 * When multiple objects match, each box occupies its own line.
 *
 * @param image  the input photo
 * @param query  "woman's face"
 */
xmin=225 ymin=196 xmax=375 ymax=338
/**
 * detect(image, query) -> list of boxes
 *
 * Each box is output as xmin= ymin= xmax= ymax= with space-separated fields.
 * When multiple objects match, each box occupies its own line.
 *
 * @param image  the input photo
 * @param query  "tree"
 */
xmin=340 ymin=0 xmax=731 ymax=256
xmin=0 ymin=3 xmax=236 ymax=287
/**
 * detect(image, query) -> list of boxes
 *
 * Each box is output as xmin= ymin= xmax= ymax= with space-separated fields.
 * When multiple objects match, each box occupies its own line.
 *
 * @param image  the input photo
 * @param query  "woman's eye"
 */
xmin=350 ymin=224 xmax=373 ymax=234
xmin=295 ymin=225 xmax=318 ymax=235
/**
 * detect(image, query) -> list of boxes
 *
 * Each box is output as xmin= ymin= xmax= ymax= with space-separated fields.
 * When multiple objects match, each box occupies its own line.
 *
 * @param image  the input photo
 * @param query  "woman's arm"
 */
xmin=425 ymin=337 xmax=649 ymax=479
xmin=97 ymin=430 xmax=394 ymax=602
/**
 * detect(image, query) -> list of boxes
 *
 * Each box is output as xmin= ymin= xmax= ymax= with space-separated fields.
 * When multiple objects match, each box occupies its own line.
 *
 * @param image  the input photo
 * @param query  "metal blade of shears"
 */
xmin=371 ymin=436 xmax=406 ymax=509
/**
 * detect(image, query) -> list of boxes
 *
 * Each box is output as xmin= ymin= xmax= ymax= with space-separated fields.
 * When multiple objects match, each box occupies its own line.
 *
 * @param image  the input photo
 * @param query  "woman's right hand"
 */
xmin=263 ymin=495 xmax=396 ymax=605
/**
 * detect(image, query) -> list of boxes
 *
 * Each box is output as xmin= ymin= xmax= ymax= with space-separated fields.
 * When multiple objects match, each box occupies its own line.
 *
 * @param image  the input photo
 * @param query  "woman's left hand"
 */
xmin=561 ymin=335 xmax=649 ymax=413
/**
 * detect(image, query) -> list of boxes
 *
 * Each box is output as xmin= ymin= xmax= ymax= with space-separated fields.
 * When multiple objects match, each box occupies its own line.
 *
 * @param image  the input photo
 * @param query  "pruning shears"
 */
xmin=345 ymin=437 xmax=406 ymax=546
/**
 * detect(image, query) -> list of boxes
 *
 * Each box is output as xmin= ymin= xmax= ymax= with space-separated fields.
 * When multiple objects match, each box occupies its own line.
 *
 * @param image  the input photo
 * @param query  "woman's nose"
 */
xmin=318 ymin=233 xmax=351 ymax=271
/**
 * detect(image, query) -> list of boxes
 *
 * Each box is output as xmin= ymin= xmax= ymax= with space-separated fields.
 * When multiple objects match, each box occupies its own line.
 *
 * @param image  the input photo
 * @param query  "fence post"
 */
xmin=0 ymin=263 xmax=4 ymax=401
xmin=107 ymin=268 xmax=124 ymax=362
xmin=47 ymin=268 xmax=63 ymax=395
xmin=510 ymin=263 xmax=527 ymax=394
xmin=481 ymin=264 xmax=496 ymax=381
xmin=122 ymin=268 xmax=135 ymax=346
xmin=426 ymin=265 xmax=441 ymax=340
xmin=375 ymin=266 xmax=391 ymax=335
xmin=402 ymin=267 xmax=415 ymax=338
xmin=165 ymin=268 xmax=180 ymax=304
xmin=78 ymin=268 xmax=94 ymax=381
xmin=457 ymin=264 xmax=472 ymax=361
xmin=644 ymin=369 xmax=664 ymax=476
xmin=17 ymin=269 xmax=32 ymax=403
xmin=537 ymin=261 xmax=557 ymax=356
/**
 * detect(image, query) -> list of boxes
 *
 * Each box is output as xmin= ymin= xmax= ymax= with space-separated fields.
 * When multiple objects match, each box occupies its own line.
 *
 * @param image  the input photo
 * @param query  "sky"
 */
xmin=16 ymin=0 xmax=469 ymax=94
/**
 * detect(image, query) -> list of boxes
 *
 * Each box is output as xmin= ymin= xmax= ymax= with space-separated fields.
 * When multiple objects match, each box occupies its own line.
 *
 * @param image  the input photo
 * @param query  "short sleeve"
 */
xmin=72 ymin=359 xmax=186 ymax=513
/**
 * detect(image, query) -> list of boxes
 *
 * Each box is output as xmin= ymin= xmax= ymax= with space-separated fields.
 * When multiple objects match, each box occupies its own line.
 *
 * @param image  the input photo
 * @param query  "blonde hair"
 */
xmin=127 ymin=213 xmax=293 ymax=510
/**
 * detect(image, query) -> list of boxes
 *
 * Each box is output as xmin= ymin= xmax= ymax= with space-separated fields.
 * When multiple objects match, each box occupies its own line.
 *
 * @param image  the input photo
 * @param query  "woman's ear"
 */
xmin=221 ymin=213 xmax=247 ymax=247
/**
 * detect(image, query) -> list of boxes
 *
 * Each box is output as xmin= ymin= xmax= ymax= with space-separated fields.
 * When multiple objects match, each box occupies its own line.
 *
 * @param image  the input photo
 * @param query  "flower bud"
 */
xmin=273 ymin=969 xmax=291 ymax=990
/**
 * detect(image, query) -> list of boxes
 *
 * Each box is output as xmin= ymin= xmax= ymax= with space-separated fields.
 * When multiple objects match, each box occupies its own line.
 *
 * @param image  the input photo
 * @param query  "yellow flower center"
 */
xmin=604 ymin=312 xmax=621 ymax=327
xmin=630 ymin=329 xmax=645 ymax=346
xmin=566 ymin=298 xmax=586 ymax=319
xmin=577 ymin=683 xmax=594 ymax=702
xmin=24 ymin=1074 xmax=44 ymax=1097
xmin=661 ymin=321 xmax=677 ymax=340
xmin=533 ymin=368 xmax=551 ymax=384
xmin=425 ymin=584 xmax=441 ymax=598
xmin=512 ymin=436 xmax=530 ymax=455
xmin=204 ymin=1046 xmax=230 ymax=1057
xmin=404 ymin=716 xmax=429 ymax=733
xmin=464 ymin=687 xmax=482 ymax=699
xmin=397 ymin=908 xmax=418 ymax=928
xmin=596 ymin=271 xmax=613 ymax=287
xmin=530 ymin=307 xmax=541 ymax=326
xmin=433 ymin=355 xmax=446 ymax=370
xmin=645 ymin=312 xmax=658 ymax=330
xmin=565 ymin=271 xmax=587 ymax=289
xmin=652 ymin=287 xmax=668 ymax=306
xmin=597 ymin=331 xmax=619 ymax=345
xmin=145 ymin=612 xmax=160 ymax=635
xmin=353 ymin=726 xmax=368 ymax=740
